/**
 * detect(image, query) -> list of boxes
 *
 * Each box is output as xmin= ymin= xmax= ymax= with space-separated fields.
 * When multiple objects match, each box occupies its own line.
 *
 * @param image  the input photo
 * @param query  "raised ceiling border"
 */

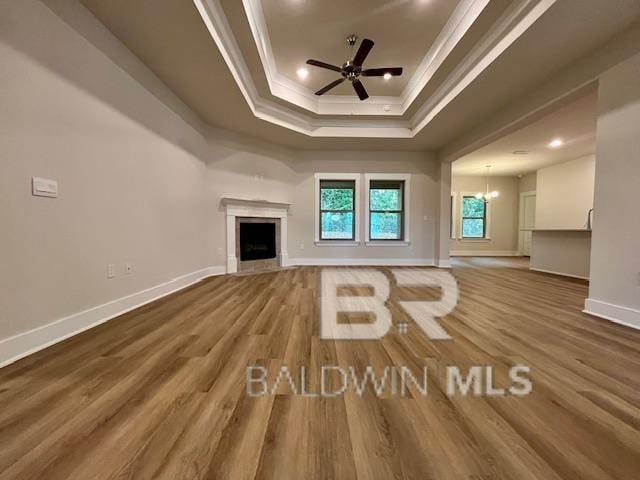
xmin=242 ymin=0 xmax=489 ymax=116
xmin=193 ymin=0 xmax=557 ymax=138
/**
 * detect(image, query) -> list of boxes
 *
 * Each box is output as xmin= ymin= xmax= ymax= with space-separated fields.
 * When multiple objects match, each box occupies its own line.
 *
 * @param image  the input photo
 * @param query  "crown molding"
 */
xmin=409 ymin=0 xmax=558 ymax=133
xmin=193 ymin=0 xmax=556 ymax=138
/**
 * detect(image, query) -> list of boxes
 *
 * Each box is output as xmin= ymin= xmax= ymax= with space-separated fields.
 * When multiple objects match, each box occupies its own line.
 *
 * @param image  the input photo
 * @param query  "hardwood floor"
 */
xmin=1 ymin=258 xmax=639 ymax=479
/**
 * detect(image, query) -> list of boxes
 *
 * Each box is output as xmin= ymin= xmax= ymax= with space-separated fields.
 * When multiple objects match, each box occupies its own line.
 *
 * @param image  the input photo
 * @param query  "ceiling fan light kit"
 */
xmin=306 ymin=34 xmax=404 ymax=101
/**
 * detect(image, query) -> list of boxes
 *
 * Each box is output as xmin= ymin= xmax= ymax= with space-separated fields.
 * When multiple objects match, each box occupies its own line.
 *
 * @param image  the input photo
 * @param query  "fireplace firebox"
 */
xmin=235 ymin=217 xmax=281 ymax=272
xmin=239 ymin=222 xmax=276 ymax=261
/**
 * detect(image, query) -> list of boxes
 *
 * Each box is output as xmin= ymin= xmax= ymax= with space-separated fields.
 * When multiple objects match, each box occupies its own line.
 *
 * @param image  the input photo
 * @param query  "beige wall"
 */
xmin=203 ymin=140 xmax=439 ymax=264
xmin=519 ymin=172 xmax=537 ymax=193
xmin=0 ymin=0 xmax=441 ymax=348
xmin=0 ymin=0 xmax=214 ymax=341
xmin=535 ymin=156 xmax=595 ymax=229
xmin=586 ymin=52 xmax=640 ymax=326
xmin=450 ymin=176 xmax=520 ymax=255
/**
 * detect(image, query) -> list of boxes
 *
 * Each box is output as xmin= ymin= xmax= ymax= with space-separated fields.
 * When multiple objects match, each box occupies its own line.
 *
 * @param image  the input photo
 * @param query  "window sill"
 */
xmin=314 ymin=240 xmax=360 ymax=247
xmin=365 ymin=240 xmax=410 ymax=247
xmin=458 ymin=237 xmax=492 ymax=242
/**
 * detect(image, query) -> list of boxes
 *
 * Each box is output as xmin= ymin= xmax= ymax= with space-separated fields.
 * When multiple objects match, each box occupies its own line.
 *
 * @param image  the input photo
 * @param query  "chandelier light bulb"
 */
xmin=477 ymin=165 xmax=499 ymax=202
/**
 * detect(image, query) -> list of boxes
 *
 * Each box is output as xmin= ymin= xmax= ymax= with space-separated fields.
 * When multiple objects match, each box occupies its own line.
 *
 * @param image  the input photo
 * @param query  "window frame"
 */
xmin=314 ymin=173 xmax=361 ymax=245
xmin=364 ymin=174 xmax=411 ymax=246
xmin=450 ymin=192 xmax=457 ymax=239
xmin=458 ymin=192 xmax=491 ymax=240
xmin=319 ymin=180 xmax=356 ymax=241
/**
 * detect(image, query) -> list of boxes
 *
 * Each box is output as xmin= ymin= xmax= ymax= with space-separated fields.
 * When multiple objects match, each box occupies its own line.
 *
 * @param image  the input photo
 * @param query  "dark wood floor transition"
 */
xmin=1 ymin=258 xmax=639 ymax=479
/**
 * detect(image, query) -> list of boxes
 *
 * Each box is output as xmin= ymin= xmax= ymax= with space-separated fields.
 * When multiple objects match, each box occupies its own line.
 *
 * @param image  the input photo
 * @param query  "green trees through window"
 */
xmin=462 ymin=196 xmax=486 ymax=238
xmin=320 ymin=180 xmax=355 ymax=240
xmin=370 ymin=181 xmax=404 ymax=240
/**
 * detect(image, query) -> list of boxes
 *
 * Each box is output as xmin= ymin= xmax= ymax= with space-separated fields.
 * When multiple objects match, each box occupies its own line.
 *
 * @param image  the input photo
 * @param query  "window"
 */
xmin=450 ymin=193 xmax=456 ymax=239
xmin=319 ymin=180 xmax=355 ymax=240
xmin=369 ymin=180 xmax=404 ymax=240
xmin=461 ymin=196 xmax=486 ymax=238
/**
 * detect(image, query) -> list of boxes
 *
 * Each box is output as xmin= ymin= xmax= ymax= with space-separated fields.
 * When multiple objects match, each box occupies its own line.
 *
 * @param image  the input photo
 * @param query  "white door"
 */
xmin=520 ymin=193 xmax=536 ymax=256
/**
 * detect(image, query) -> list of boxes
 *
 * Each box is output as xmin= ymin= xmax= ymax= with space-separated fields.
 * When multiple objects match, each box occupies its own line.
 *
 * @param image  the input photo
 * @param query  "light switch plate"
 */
xmin=32 ymin=177 xmax=58 ymax=198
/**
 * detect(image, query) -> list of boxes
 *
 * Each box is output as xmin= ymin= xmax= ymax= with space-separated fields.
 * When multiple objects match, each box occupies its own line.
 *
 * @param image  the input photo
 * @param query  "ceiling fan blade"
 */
xmin=306 ymin=59 xmax=342 ymax=73
xmin=315 ymin=78 xmax=346 ymax=95
xmin=362 ymin=67 xmax=403 ymax=77
xmin=352 ymin=38 xmax=374 ymax=67
xmin=352 ymin=79 xmax=369 ymax=100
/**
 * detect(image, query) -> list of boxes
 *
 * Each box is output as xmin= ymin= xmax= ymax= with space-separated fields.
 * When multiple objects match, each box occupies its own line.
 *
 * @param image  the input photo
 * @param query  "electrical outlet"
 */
xmin=107 ymin=264 xmax=115 ymax=279
xmin=300 ymin=243 xmax=305 ymax=250
xmin=125 ymin=263 xmax=133 ymax=275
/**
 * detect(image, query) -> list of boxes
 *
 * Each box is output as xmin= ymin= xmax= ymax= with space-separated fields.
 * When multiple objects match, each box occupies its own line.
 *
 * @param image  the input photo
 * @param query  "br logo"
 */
xmin=320 ymin=268 xmax=458 ymax=340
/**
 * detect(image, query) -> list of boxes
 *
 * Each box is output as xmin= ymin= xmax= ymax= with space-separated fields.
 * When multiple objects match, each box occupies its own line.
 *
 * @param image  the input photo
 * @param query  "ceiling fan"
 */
xmin=306 ymin=34 xmax=403 ymax=101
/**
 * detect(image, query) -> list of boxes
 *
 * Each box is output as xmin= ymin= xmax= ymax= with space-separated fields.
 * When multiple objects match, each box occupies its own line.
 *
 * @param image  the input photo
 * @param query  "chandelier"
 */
xmin=475 ymin=165 xmax=499 ymax=201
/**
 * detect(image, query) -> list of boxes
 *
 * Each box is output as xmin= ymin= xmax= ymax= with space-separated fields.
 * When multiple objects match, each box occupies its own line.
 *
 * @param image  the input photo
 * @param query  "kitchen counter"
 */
xmin=523 ymin=228 xmax=591 ymax=232
xmin=529 ymin=229 xmax=591 ymax=279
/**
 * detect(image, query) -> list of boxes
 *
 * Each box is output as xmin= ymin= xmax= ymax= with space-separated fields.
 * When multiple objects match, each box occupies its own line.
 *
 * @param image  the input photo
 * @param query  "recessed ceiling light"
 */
xmin=548 ymin=138 xmax=563 ymax=149
xmin=383 ymin=72 xmax=392 ymax=80
xmin=296 ymin=67 xmax=309 ymax=79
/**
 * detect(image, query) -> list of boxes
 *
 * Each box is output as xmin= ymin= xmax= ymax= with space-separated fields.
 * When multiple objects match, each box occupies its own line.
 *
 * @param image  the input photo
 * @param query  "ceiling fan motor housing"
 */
xmin=341 ymin=61 xmax=361 ymax=81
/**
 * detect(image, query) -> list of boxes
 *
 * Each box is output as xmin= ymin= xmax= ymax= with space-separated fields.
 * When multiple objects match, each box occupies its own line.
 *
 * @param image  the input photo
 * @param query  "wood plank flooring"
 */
xmin=1 ymin=258 xmax=639 ymax=479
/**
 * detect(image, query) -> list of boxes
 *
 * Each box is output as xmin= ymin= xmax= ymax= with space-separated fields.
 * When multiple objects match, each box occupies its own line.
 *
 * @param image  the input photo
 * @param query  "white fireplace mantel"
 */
xmin=221 ymin=198 xmax=290 ymax=273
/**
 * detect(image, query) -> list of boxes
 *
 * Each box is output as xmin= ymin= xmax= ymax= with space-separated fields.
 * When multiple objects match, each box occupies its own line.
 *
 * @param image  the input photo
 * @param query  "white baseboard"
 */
xmin=450 ymin=250 xmax=520 ymax=257
xmin=583 ymin=298 xmax=640 ymax=331
xmin=530 ymin=267 xmax=589 ymax=280
xmin=435 ymin=258 xmax=452 ymax=268
xmin=0 ymin=266 xmax=226 ymax=369
xmin=290 ymin=258 xmax=435 ymax=267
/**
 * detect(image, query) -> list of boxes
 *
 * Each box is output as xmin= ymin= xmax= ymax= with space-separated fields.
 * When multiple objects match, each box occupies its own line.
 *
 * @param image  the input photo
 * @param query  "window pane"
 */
xmin=370 ymin=188 xmax=401 ymax=211
xmin=462 ymin=197 xmax=485 ymax=218
xmin=321 ymin=188 xmax=354 ymax=211
xmin=462 ymin=219 xmax=484 ymax=238
xmin=321 ymin=212 xmax=354 ymax=239
xmin=371 ymin=212 xmax=401 ymax=240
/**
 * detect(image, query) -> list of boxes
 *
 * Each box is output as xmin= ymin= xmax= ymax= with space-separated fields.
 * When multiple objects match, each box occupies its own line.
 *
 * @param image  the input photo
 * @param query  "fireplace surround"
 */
xmin=221 ymin=198 xmax=290 ymax=274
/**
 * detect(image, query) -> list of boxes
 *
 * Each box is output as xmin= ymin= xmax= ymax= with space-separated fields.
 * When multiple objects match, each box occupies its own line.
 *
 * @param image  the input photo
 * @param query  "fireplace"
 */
xmin=239 ymin=222 xmax=276 ymax=261
xmin=222 ymin=197 xmax=290 ymax=274
xmin=235 ymin=217 xmax=281 ymax=272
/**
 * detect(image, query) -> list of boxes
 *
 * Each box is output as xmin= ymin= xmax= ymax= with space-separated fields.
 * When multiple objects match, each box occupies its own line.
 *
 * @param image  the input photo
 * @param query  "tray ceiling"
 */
xmin=193 ymin=0 xmax=556 ymax=135
xmin=79 ymin=0 xmax=640 ymax=147
xmin=259 ymin=0 xmax=466 ymax=97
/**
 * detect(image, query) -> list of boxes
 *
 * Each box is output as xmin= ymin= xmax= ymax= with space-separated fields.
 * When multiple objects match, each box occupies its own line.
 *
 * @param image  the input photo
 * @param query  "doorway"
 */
xmin=519 ymin=191 xmax=536 ymax=256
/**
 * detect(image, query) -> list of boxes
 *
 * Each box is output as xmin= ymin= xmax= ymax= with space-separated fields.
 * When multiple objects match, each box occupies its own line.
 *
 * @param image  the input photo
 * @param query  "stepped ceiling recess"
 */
xmin=81 ymin=0 xmax=640 ymax=149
